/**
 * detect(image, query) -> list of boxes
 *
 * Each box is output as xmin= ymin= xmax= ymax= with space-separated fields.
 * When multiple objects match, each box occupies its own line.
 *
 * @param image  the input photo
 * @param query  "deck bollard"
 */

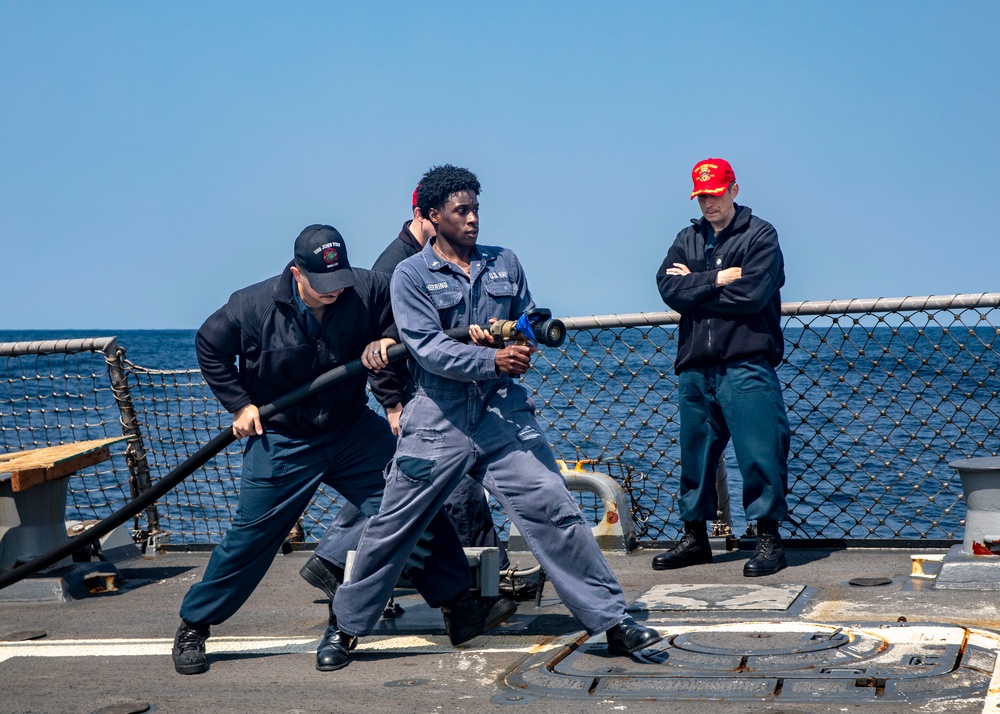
xmin=950 ymin=456 xmax=1000 ymax=556
xmin=507 ymin=461 xmax=637 ymax=553
xmin=933 ymin=456 xmax=1000 ymax=589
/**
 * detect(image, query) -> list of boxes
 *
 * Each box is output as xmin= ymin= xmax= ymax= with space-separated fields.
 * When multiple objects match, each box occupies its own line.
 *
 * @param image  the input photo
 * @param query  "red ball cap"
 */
xmin=690 ymin=158 xmax=736 ymax=199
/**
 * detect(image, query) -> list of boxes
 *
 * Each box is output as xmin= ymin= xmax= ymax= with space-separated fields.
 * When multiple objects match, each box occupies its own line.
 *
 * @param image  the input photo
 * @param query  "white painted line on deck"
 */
xmin=7 ymin=624 xmax=999 ymax=713
xmin=970 ymin=628 xmax=1000 ymax=713
xmin=0 ymin=634 xmax=561 ymax=664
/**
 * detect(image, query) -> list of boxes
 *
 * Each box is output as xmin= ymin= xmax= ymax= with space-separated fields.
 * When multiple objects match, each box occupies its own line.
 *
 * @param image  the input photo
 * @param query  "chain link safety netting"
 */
xmin=1 ymin=294 xmax=997 ymax=548
xmin=0 ymin=339 xmax=135 ymax=525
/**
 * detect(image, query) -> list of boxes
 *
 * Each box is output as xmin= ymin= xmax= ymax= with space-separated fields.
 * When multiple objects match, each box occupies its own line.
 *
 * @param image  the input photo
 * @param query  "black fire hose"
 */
xmin=0 ymin=317 xmax=565 ymax=590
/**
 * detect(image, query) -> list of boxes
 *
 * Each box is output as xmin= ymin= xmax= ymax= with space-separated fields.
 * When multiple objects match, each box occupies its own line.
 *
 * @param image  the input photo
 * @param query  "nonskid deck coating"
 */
xmin=4 ymin=548 xmax=1000 ymax=713
xmin=497 ymin=619 xmax=1000 ymax=706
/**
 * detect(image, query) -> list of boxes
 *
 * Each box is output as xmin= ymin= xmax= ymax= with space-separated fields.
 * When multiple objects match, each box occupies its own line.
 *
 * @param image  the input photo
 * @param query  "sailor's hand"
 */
xmin=666 ymin=263 xmax=691 ymax=276
xmin=715 ymin=267 xmax=742 ymax=286
xmin=386 ymin=403 xmax=403 ymax=436
xmin=363 ymin=338 xmax=396 ymax=372
xmin=233 ymin=404 xmax=263 ymax=438
xmin=470 ymin=318 xmax=498 ymax=346
xmin=495 ymin=344 xmax=534 ymax=376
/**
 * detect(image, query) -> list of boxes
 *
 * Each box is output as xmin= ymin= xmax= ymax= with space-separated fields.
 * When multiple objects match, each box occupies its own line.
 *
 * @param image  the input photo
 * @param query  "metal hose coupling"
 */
xmin=487 ymin=308 xmax=566 ymax=348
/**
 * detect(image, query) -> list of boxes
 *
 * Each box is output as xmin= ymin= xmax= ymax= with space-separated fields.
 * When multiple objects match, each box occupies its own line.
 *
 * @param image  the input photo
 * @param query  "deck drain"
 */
xmin=849 ymin=577 xmax=893 ymax=587
xmin=498 ymin=621 xmax=999 ymax=704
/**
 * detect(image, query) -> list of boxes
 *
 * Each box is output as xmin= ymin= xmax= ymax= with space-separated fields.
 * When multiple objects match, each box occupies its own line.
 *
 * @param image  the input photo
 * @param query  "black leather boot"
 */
xmin=172 ymin=620 xmax=210 ymax=675
xmin=605 ymin=617 xmax=662 ymax=656
xmin=441 ymin=591 xmax=518 ymax=646
xmin=316 ymin=602 xmax=357 ymax=672
xmin=651 ymin=520 xmax=712 ymax=570
xmin=300 ymin=554 xmax=345 ymax=600
xmin=743 ymin=519 xmax=787 ymax=577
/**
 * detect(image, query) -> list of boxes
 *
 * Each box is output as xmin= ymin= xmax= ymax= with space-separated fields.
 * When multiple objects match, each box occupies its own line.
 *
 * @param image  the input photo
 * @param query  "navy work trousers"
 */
xmin=317 ymin=473 xmax=510 ymax=570
xmin=179 ymin=408 xmax=470 ymax=626
xmin=677 ymin=357 xmax=790 ymax=523
xmin=334 ymin=380 xmax=628 ymax=637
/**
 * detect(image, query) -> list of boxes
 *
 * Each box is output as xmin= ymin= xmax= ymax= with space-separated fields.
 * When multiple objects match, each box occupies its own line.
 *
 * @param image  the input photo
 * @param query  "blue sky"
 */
xmin=1 ymin=1 xmax=997 ymax=329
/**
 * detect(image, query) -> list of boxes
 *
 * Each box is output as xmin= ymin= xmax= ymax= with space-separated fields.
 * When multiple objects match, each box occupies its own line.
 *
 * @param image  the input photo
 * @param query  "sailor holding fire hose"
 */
xmin=326 ymin=164 xmax=662 ymax=671
xmin=171 ymin=225 xmax=499 ymax=675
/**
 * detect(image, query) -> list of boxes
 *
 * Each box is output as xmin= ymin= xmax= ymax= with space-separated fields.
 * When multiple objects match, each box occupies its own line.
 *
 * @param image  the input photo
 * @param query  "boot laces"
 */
xmin=756 ymin=530 xmax=776 ymax=551
xmin=676 ymin=530 xmax=703 ymax=550
xmin=177 ymin=626 xmax=208 ymax=650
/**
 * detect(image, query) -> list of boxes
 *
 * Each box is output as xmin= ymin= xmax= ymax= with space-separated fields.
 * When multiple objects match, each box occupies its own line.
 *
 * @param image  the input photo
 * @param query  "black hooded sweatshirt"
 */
xmin=372 ymin=221 xmax=422 ymax=274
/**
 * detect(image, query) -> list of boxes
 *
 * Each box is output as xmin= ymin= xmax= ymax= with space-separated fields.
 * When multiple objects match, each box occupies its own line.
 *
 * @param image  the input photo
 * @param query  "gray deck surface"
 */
xmin=2 ymin=546 xmax=998 ymax=714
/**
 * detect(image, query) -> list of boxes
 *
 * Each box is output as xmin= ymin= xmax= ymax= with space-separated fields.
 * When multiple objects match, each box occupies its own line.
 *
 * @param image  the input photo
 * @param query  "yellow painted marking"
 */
xmin=910 ymin=553 xmax=946 ymax=578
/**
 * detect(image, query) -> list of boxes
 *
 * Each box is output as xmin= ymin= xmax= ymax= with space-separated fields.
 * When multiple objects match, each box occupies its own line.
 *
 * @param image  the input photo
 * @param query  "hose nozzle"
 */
xmin=487 ymin=308 xmax=565 ymax=348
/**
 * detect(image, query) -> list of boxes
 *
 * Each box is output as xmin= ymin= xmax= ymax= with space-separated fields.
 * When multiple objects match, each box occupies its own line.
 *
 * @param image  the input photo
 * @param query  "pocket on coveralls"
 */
xmin=428 ymin=287 xmax=462 ymax=310
xmin=394 ymin=429 xmax=444 ymax=483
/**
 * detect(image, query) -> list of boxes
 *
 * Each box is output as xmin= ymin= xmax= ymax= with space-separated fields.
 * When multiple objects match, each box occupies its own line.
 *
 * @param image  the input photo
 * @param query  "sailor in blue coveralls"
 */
xmin=325 ymin=164 xmax=662 ymax=670
xmin=171 ymin=225 xmax=496 ymax=675
xmin=300 ymin=185 xmax=536 ymax=604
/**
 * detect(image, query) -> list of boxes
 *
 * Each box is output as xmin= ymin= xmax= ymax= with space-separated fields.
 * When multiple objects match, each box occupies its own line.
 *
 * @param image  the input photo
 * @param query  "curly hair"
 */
xmin=415 ymin=165 xmax=481 ymax=218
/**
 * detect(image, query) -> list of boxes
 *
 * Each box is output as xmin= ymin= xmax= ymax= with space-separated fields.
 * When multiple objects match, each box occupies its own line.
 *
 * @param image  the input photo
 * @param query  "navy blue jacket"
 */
xmin=196 ymin=262 xmax=402 ymax=437
xmin=656 ymin=205 xmax=785 ymax=374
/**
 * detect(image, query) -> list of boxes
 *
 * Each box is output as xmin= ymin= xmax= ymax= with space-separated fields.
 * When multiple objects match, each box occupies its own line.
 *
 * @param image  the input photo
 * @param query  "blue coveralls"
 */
xmin=180 ymin=267 xmax=470 ymax=626
xmin=316 ymin=222 xmax=510 ymax=571
xmin=333 ymin=239 xmax=629 ymax=637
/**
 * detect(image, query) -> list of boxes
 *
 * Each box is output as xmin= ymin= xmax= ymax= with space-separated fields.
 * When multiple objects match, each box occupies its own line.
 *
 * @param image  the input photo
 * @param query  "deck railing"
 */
xmin=1 ymin=292 xmax=997 ymax=548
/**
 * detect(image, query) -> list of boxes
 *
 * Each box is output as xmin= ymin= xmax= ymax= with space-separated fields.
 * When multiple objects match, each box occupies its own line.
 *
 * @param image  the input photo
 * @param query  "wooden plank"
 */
xmin=0 ymin=437 xmax=127 ymax=492
xmin=11 ymin=447 xmax=113 ymax=492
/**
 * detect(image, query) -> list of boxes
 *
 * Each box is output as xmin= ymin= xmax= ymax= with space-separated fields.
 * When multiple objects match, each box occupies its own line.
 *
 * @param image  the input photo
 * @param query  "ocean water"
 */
xmin=0 ymin=329 xmax=201 ymax=369
xmin=1 ymin=326 xmax=997 ymax=543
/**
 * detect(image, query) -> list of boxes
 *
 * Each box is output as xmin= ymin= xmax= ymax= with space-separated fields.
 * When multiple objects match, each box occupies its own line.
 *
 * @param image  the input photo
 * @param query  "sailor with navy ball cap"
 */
xmin=293 ymin=224 xmax=356 ymax=294
xmin=171 ymin=223 xmax=477 ymax=676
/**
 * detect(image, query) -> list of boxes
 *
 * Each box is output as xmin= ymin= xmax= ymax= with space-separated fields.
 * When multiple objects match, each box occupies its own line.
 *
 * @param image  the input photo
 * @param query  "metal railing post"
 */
xmin=101 ymin=341 xmax=161 ymax=548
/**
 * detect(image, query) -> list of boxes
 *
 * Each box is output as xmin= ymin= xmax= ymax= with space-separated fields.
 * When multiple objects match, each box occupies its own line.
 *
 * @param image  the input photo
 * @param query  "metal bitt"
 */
xmin=508 ymin=461 xmax=638 ymax=553
xmin=933 ymin=457 xmax=1000 ymax=589
xmin=951 ymin=456 xmax=1000 ymax=556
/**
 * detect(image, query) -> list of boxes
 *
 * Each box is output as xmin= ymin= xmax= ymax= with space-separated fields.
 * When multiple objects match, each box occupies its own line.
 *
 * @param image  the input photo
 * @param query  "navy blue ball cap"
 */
xmin=293 ymin=224 xmax=356 ymax=293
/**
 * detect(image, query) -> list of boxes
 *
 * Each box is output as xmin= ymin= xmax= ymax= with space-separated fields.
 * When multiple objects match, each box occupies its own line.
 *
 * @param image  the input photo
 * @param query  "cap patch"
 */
xmin=320 ymin=245 xmax=340 ymax=267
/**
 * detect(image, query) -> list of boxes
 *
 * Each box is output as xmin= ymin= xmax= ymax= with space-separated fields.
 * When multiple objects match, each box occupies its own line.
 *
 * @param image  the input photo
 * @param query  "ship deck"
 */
xmin=3 ymin=545 xmax=998 ymax=713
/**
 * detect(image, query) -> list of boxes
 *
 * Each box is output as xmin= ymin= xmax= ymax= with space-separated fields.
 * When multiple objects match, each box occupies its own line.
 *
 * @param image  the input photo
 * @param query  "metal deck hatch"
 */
xmin=496 ymin=621 xmax=1000 ymax=706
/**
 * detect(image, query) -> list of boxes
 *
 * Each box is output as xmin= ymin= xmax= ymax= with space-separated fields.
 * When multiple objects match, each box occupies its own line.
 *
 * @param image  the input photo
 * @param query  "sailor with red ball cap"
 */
xmin=654 ymin=158 xmax=792 ymax=578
